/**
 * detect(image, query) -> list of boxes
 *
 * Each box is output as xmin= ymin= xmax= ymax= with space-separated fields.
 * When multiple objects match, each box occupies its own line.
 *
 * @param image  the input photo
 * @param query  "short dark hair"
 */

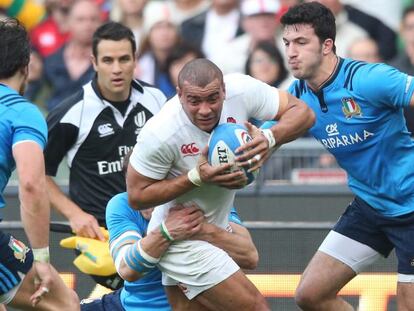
xmin=281 ymin=2 xmax=336 ymax=53
xmin=0 ymin=18 xmax=30 ymax=79
xmin=178 ymin=58 xmax=223 ymax=88
xmin=92 ymin=22 xmax=136 ymax=58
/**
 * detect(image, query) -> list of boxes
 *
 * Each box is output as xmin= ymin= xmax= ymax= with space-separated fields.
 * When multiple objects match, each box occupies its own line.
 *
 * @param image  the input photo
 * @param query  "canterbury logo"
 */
xmin=98 ymin=123 xmax=115 ymax=137
xmin=181 ymin=143 xmax=200 ymax=156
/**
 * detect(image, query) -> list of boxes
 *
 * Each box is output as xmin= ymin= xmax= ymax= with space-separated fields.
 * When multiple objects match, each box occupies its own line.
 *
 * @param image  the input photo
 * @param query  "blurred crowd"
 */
xmin=1 ymin=0 xmax=414 ymax=183
xmin=0 ymin=0 xmax=412 ymax=113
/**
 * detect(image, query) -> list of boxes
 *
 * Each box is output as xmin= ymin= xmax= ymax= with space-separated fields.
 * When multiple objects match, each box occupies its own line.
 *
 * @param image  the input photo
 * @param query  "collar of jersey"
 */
xmin=308 ymin=57 xmax=344 ymax=93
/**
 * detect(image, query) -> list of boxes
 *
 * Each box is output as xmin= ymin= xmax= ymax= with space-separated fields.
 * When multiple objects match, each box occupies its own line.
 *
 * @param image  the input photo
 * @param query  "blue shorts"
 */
xmin=334 ymin=197 xmax=414 ymax=274
xmin=0 ymin=230 xmax=33 ymax=295
xmin=80 ymin=289 xmax=124 ymax=311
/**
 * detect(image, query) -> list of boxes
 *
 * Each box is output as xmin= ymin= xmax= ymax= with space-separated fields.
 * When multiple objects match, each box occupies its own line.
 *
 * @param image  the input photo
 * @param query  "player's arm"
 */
xmin=193 ymin=222 xmax=258 ymax=270
xmin=13 ymin=136 xmax=54 ymax=306
xmin=44 ymin=112 xmax=104 ymax=240
xmin=111 ymin=206 xmax=204 ymax=282
xmin=236 ymin=88 xmax=315 ymax=172
xmin=272 ymin=90 xmax=315 ymax=145
xmin=14 ymin=141 xmax=50 ymax=250
xmin=127 ymin=152 xmax=246 ymax=210
xmin=409 ymin=92 xmax=414 ymax=107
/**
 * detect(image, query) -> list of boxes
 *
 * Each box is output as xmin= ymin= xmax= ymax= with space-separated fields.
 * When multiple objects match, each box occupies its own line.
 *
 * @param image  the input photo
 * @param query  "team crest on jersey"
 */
xmin=8 ymin=236 xmax=29 ymax=263
xmin=341 ymin=97 xmax=362 ymax=119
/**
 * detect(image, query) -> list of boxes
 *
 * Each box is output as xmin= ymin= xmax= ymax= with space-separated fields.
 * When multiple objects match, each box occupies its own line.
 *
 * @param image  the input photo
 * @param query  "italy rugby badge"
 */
xmin=341 ymin=97 xmax=362 ymax=119
xmin=8 ymin=236 xmax=29 ymax=263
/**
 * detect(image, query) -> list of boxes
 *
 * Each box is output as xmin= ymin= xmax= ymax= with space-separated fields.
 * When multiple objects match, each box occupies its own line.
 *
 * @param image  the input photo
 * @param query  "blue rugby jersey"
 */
xmin=0 ymin=84 xmax=47 ymax=215
xmin=106 ymin=192 xmax=243 ymax=310
xmin=289 ymin=58 xmax=414 ymax=217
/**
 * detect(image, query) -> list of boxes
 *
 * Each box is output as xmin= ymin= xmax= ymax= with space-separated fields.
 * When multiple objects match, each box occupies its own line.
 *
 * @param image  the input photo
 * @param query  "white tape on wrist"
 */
xmin=32 ymin=247 xmax=50 ymax=263
xmin=187 ymin=167 xmax=202 ymax=187
xmin=261 ymin=129 xmax=276 ymax=149
xmin=137 ymin=239 xmax=160 ymax=264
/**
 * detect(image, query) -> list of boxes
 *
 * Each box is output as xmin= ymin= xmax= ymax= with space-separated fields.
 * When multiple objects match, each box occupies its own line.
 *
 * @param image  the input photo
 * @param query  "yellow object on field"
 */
xmin=0 ymin=0 xmax=46 ymax=30
xmin=60 ymin=228 xmax=116 ymax=277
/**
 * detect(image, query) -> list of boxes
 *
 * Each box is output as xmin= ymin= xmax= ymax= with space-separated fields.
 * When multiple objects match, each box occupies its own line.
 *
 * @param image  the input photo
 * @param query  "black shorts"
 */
xmin=0 ymin=230 xmax=33 ymax=295
xmin=80 ymin=289 xmax=124 ymax=311
xmin=334 ymin=197 xmax=414 ymax=274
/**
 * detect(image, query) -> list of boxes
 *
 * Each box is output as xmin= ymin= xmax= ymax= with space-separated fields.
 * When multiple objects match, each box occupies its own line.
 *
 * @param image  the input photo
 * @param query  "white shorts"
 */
xmin=318 ymin=230 xmax=382 ymax=273
xmin=160 ymin=240 xmax=240 ymax=300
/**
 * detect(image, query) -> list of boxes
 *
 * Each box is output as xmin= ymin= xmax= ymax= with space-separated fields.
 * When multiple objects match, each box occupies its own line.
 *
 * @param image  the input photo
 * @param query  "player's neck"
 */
xmin=307 ymin=54 xmax=339 ymax=91
xmin=0 ymin=73 xmax=25 ymax=95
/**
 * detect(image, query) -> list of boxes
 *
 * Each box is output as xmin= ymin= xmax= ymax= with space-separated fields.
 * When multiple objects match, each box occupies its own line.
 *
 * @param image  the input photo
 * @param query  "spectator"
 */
xmin=215 ymin=0 xmax=280 ymax=74
xmin=110 ymin=0 xmax=148 ymax=48
xmin=165 ymin=42 xmax=205 ymax=97
xmin=307 ymin=0 xmax=397 ymax=61
xmin=390 ymin=5 xmax=414 ymax=136
xmin=30 ymin=0 xmax=73 ymax=58
xmin=245 ymin=41 xmax=291 ymax=88
xmin=44 ymin=21 xmax=166 ymax=290
xmin=144 ymin=0 xmax=210 ymax=26
xmin=181 ymin=0 xmax=244 ymax=64
xmin=390 ymin=6 xmax=414 ymax=75
xmin=347 ymin=37 xmax=382 ymax=63
xmin=136 ymin=1 xmax=181 ymax=96
xmin=42 ymin=0 xmax=102 ymax=111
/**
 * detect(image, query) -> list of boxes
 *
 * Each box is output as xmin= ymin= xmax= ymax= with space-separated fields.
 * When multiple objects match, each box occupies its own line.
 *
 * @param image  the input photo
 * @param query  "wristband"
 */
xmin=160 ymin=221 xmax=174 ymax=242
xmin=137 ymin=239 xmax=159 ymax=264
xmin=261 ymin=129 xmax=276 ymax=149
xmin=187 ymin=167 xmax=202 ymax=187
xmin=32 ymin=247 xmax=50 ymax=263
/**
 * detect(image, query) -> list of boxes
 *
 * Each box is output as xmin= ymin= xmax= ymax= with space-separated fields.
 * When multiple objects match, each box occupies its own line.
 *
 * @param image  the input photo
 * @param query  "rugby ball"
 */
xmin=208 ymin=123 xmax=257 ymax=185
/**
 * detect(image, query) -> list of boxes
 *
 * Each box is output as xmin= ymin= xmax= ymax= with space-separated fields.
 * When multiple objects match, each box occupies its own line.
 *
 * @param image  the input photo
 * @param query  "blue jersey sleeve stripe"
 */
xmin=344 ymin=60 xmax=358 ymax=73
xmin=3 ymin=99 xmax=28 ymax=107
xmin=349 ymin=64 xmax=367 ymax=91
xmin=0 ymin=279 xmax=9 ymax=293
xmin=344 ymin=61 xmax=364 ymax=89
xmin=0 ymin=93 xmax=20 ymax=103
xmin=0 ymin=264 xmax=17 ymax=288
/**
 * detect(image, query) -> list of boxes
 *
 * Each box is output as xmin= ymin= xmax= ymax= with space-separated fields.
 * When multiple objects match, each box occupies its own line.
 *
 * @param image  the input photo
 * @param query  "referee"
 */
xmin=44 ymin=22 xmax=166 ymax=290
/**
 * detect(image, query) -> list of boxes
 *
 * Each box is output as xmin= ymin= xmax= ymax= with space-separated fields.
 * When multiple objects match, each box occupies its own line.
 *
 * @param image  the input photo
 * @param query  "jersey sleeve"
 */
xmin=228 ymin=207 xmax=243 ymax=226
xmin=129 ymin=126 xmax=174 ymax=180
xmin=44 ymin=108 xmax=78 ymax=176
xmin=106 ymin=193 xmax=145 ymax=241
xmin=353 ymin=63 xmax=414 ymax=109
xmin=106 ymin=193 xmax=147 ymax=263
xmin=228 ymin=74 xmax=280 ymax=120
xmin=12 ymin=104 xmax=47 ymax=149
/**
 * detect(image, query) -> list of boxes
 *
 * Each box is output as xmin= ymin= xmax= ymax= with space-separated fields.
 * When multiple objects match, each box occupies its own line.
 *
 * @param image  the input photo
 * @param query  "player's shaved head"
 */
xmin=178 ymin=58 xmax=223 ymax=88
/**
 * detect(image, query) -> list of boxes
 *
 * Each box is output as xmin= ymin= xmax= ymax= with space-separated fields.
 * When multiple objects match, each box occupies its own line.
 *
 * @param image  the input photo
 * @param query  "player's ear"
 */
xmin=177 ymin=86 xmax=182 ymax=97
xmin=322 ymin=38 xmax=334 ymax=55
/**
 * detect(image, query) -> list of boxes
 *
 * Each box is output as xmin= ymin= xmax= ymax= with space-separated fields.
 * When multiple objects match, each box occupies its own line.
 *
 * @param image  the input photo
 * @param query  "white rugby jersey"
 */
xmin=130 ymin=73 xmax=279 ymax=231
